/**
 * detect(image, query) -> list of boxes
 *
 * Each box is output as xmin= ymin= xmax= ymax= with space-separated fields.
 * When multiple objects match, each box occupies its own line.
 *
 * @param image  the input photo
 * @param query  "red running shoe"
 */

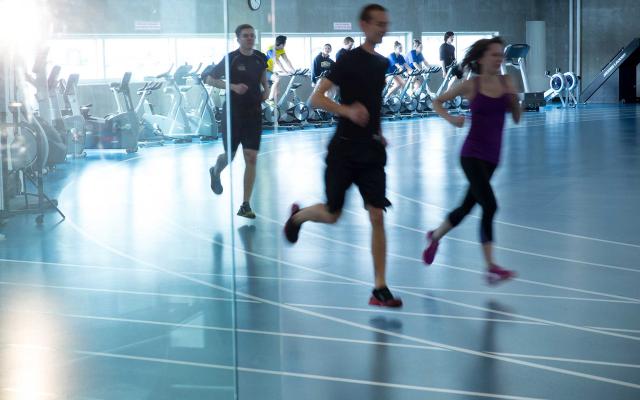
xmin=369 ymin=286 xmax=403 ymax=308
xmin=422 ymin=230 xmax=439 ymax=265
xmin=486 ymin=264 xmax=516 ymax=285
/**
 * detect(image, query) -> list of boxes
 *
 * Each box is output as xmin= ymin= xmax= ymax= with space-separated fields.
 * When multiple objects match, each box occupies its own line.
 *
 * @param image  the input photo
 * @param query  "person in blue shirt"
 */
xmin=406 ymin=39 xmax=429 ymax=69
xmin=387 ymin=41 xmax=412 ymax=97
xmin=406 ymin=38 xmax=430 ymax=91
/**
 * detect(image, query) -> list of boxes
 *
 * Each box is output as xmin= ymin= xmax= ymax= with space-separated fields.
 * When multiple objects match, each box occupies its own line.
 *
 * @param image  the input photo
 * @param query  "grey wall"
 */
xmin=255 ymin=0 xmax=543 ymax=67
xmin=543 ymin=0 xmax=570 ymax=73
xmin=580 ymin=0 xmax=640 ymax=102
xmin=52 ymin=0 xmax=222 ymax=34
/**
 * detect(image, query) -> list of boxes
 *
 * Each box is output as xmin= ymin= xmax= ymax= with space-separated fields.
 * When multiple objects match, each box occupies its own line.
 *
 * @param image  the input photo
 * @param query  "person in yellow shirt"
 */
xmin=266 ymin=35 xmax=296 ymax=103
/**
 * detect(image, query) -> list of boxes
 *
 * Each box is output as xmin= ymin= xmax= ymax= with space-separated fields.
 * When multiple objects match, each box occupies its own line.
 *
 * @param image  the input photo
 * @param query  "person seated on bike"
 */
xmin=387 ymin=41 xmax=412 ymax=97
xmin=406 ymin=38 xmax=431 ymax=91
xmin=266 ymin=35 xmax=296 ymax=104
xmin=311 ymin=43 xmax=335 ymax=85
xmin=311 ymin=43 xmax=337 ymax=100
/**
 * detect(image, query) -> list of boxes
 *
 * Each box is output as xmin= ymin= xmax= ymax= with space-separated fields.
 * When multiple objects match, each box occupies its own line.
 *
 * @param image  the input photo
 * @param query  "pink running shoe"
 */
xmin=422 ymin=230 xmax=439 ymax=265
xmin=486 ymin=264 xmax=516 ymax=285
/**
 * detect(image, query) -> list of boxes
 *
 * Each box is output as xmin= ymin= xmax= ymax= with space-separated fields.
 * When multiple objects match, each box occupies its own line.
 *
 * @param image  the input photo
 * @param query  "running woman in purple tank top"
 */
xmin=422 ymin=37 xmax=522 ymax=284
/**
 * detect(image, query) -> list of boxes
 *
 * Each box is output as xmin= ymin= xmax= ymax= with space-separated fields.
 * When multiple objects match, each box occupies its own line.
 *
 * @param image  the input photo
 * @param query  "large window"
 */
xmin=421 ymin=32 xmax=498 ymax=66
xmin=104 ymin=37 xmax=174 ymax=81
xmin=260 ymin=32 xmax=410 ymax=71
xmin=48 ymin=38 xmax=105 ymax=81
xmin=376 ymin=34 xmax=411 ymax=60
xmin=310 ymin=36 xmax=353 ymax=64
xmin=48 ymin=32 xmax=412 ymax=82
xmin=176 ymin=37 xmax=238 ymax=68
xmin=261 ymin=35 xmax=310 ymax=71
xmin=48 ymin=34 xmax=240 ymax=82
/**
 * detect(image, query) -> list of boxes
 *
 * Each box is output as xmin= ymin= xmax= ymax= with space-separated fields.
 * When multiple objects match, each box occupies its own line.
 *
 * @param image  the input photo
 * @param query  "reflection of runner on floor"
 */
xmin=423 ymin=36 xmax=522 ymax=284
xmin=283 ymin=4 xmax=402 ymax=308
xmin=206 ymin=24 xmax=269 ymax=219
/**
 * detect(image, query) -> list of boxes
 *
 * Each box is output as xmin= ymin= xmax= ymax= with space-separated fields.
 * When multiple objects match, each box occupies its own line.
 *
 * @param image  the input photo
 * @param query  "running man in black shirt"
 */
xmin=207 ymin=24 xmax=269 ymax=219
xmin=283 ymin=4 xmax=402 ymax=308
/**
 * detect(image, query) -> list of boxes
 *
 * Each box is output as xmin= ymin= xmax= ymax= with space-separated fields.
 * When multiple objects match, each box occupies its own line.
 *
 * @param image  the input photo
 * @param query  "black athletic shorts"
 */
xmin=448 ymin=64 xmax=464 ymax=79
xmin=324 ymin=136 xmax=392 ymax=214
xmin=220 ymin=106 xmax=262 ymax=153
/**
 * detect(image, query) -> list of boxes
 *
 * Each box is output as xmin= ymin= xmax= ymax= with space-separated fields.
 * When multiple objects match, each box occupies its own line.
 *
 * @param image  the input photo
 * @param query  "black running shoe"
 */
xmin=209 ymin=166 xmax=223 ymax=195
xmin=237 ymin=202 xmax=256 ymax=219
xmin=283 ymin=203 xmax=301 ymax=243
xmin=369 ymin=286 xmax=403 ymax=308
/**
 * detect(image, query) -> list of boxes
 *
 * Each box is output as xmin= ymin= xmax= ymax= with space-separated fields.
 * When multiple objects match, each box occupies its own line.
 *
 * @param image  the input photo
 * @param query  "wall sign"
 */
xmin=135 ymin=21 xmax=161 ymax=31
xmin=333 ymin=22 xmax=352 ymax=31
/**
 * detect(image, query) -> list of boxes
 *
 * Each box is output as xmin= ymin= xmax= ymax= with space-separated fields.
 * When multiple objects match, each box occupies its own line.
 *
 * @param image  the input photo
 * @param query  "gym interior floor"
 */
xmin=1 ymin=104 xmax=639 ymax=399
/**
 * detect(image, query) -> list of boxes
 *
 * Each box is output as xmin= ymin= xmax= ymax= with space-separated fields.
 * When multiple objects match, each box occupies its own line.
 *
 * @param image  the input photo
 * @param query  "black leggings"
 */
xmin=448 ymin=157 xmax=498 ymax=243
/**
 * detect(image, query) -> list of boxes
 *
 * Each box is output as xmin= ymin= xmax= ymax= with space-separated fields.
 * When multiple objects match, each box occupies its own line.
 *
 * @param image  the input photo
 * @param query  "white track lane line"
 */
xmin=10 ymin=308 xmax=640 ymax=370
xmin=4 ymin=343 xmax=547 ymax=400
xmin=335 ymin=206 xmax=640 ymax=274
xmin=64 ymin=217 xmax=640 ymax=390
xmin=389 ymin=190 xmax=640 ymax=250
xmin=4 ymin=258 xmax=634 ymax=304
xmin=261 ymin=199 xmax=640 ymax=310
xmin=0 ymin=281 xmax=258 ymax=303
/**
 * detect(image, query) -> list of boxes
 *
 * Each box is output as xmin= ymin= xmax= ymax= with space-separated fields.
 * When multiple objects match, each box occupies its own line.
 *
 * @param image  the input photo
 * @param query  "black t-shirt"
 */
xmin=335 ymin=48 xmax=349 ymax=62
xmin=211 ymin=49 xmax=267 ymax=113
xmin=311 ymin=53 xmax=335 ymax=83
xmin=326 ymin=46 xmax=388 ymax=140
xmin=439 ymin=42 xmax=456 ymax=68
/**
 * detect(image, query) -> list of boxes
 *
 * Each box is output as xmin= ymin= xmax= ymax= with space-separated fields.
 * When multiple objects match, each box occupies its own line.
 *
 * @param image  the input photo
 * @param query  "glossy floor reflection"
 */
xmin=1 ymin=105 xmax=639 ymax=399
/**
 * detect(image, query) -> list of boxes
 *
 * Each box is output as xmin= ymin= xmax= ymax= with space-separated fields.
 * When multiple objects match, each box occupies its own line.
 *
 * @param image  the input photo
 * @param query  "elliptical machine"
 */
xmin=81 ymin=72 xmax=139 ymax=153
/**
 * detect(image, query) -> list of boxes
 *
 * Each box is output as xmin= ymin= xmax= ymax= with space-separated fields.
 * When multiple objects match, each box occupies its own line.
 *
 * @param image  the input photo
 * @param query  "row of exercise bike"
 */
xmin=261 ymin=63 xmax=465 ymax=129
xmin=1 ymin=42 xmax=578 ymax=224
xmin=10 ymin=53 xmax=578 ymax=170
xmin=7 ymin=44 xmax=469 ymax=174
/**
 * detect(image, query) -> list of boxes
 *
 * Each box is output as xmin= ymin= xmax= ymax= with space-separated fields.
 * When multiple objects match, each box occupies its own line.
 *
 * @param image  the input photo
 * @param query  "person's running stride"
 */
xmin=423 ymin=36 xmax=521 ymax=284
xmin=283 ymin=4 xmax=402 ymax=308
xmin=207 ymin=24 xmax=269 ymax=219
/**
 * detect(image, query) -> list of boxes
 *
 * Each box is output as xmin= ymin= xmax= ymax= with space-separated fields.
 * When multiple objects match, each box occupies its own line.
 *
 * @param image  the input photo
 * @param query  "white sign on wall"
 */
xmin=333 ymin=22 xmax=352 ymax=31
xmin=135 ymin=21 xmax=161 ymax=31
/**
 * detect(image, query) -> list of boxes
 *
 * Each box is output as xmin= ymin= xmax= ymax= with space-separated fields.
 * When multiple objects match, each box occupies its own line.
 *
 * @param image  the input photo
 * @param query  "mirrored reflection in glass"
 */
xmin=0 ymin=0 xmax=237 ymax=398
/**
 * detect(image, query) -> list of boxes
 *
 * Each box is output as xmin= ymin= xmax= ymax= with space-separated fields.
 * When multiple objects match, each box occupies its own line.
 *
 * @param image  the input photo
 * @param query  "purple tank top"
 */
xmin=460 ymin=77 xmax=510 ymax=165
